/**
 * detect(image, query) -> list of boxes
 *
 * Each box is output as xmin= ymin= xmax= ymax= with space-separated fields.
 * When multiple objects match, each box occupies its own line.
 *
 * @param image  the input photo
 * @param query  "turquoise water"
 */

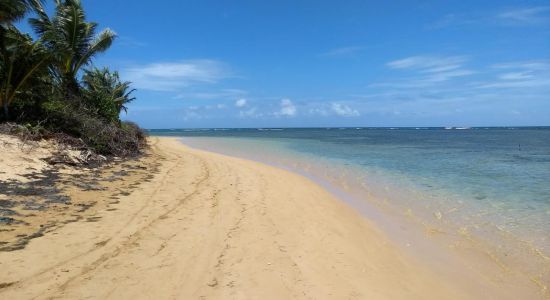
xmin=150 ymin=127 xmax=550 ymax=291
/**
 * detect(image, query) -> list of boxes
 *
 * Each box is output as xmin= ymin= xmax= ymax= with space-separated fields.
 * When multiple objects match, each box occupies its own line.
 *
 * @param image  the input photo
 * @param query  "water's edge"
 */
xmin=174 ymin=135 xmax=548 ymax=299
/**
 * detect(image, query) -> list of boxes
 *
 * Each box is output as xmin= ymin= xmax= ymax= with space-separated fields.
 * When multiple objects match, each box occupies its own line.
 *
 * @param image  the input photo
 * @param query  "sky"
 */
xmin=20 ymin=0 xmax=550 ymax=128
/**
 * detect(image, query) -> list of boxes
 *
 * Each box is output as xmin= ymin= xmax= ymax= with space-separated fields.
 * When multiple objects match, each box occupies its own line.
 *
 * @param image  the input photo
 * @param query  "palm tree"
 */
xmin=0 ymin=0 xmax=42 ymax=52
xmin=0 ymin=0 xmax=49 ymax=119
xmin=82 ymin=67 xmax=136 ymax=122
xmin=30 ymin=0 xmax=116 ymax=98
xmin=1 ymin=0 xmax=49 ymax=119
xmin=0 ymin=0 xmax=42 ymax=24
xmin=0 ymin=27 xmax=50 ymax=118
xmin=110 ymin=75 xmax=136 ymax=116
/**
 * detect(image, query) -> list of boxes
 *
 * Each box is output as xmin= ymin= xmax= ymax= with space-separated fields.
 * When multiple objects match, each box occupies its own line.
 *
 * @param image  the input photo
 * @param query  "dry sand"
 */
xmin=0 ymin=134 xmax=160 ymax=252
xmin=0 ymin=137 xmax=495 ymax=299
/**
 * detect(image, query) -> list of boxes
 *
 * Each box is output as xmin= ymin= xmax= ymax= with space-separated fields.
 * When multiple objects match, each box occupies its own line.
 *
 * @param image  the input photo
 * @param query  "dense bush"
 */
xmin=15 ymin=94 xmax=146 ymax=157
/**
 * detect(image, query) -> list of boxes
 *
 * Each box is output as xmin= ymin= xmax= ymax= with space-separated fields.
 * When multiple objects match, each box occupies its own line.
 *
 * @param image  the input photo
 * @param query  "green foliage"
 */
xmin=0 ymin=26 xmax=50 ymax=117
xmin=0 ymin=0 xmax=146 ymax=157
xmin=79 ymin=119 xmax=146 ymax=156
xmin=39 ymin=101 xmax=146 ymax=156
xmin=9 ymin=72 xmax=56 ymax=120
xmin=29 ymin=0 xmax=116 ymax=96
xmin=82 ymin=67 xmax=136 ymax=123
xmin=0 ymin=0 xmax=42 ymax=24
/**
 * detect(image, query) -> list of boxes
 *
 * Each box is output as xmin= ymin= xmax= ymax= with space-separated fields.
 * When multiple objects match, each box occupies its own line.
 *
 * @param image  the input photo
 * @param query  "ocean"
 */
xmin=150 ymin=127 xmax=550 ymax=292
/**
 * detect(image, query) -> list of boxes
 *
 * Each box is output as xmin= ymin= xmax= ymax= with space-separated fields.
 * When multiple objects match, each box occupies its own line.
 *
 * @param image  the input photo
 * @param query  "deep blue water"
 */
xmin=150 ymin=127 xmax=550 ymax=277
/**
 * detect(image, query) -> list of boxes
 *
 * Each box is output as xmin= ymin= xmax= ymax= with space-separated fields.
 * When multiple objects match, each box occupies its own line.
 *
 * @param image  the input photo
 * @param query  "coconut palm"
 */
xmin=0 ymin=0 xmax=42 ymax=24
xmin=0 ymin=27 xmax=50 ymax=118
xmin=0 ymin=0 xmax=48 ymax=119
xmin=0 ymin=0 xmax=42 ymax=52
xmin=29 ymin=0 xmax=116 ymax=97
xmin=82 ymin=67 xmax=136 ymax=122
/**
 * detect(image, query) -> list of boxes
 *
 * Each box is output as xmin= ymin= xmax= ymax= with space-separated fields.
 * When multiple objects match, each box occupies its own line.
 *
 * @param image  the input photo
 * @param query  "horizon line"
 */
xmin=146 ymin=125 xmax=550 ymax=130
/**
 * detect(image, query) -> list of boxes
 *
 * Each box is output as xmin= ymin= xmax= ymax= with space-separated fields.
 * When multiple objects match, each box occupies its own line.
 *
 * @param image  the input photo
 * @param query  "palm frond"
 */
xmin=0 ymin=0 xmax=45 ymax=24
xmin=0 ymin=26 xmax=50 ymax=106
xmin=28 ymin=0 xmax=116 ymax=93
xmin=74 ymin=28 xmax=116 ymax=73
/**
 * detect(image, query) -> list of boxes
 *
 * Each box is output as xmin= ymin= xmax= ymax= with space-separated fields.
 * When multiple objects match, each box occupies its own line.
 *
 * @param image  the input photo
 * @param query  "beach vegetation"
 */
xmin=82 ymin=67 xmax=136 ymax=123
xmin=0 ymin=0 xmax=145 ymax=157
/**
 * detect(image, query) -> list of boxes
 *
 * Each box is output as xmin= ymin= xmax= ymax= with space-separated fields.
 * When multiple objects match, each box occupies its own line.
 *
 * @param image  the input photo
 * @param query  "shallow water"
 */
xmin=150 ymin=127 xmax=550 ymax=295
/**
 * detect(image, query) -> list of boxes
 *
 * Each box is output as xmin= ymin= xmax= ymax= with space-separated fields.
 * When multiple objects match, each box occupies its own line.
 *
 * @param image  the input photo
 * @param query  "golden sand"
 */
xmin=0 ymin=137 xmax=538 ymax=299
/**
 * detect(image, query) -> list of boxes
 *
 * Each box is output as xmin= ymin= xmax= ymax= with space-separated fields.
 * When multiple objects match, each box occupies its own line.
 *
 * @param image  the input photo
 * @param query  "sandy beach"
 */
xmin=2 ymin=0 xmax=548 ymax=298
xmin=0 ymin=136 xmax=535 ymax=299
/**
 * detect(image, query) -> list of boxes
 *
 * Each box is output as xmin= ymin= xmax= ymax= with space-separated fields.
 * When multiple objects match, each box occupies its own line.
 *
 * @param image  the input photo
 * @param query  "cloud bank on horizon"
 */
xmin=76 ymin=0 xmax=549 ymax=128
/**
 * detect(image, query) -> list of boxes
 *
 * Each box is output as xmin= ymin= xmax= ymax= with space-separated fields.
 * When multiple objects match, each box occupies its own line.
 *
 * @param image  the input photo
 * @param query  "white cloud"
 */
xmin=429 ymin=13 xmax=480 ymax=29
xmin=239 ymin=107 xmax=263 ymax=118
xmin=331 ymin=103 xmax=360 ymax=117
xmin=387 ymin=56 xmax=467 ymax=73
xmin=378 ymin=55 xmax=474 ymax=88
xmin=477 ymin=79 xmax=550 ymax=89
xmin=306 ymin=102 xmax=360 ymax=117
xmin=499 ymin=72 xmax=533 ymax=80
xmin=235 ymin=98 xmax=247 ymax=107
xmin=319 ymin=46 xmax=365 ymax=58
xmin=425 ymin=69 xmax=476 ymax=82
xmin=477 ymin=60 xmax=550 ymax=89
xmin=174 ymin=88 xmax=247 ymax=100
xmin=350 ymin=58 xmax=549 ymax=123
xmin=182 ymin=110 xmax=202 ymax=121
xmin=308 ymin=107 xmax=329 ymax=116
xmin=497 ymin=6 xmax=550 ymax=24
xmin=204 ymin=104 xmax=227 ymax=110
xmin=492 ymin=61 xmax=550 ymax=71
xmin=123 ymin=59 xmax=230 ymax=92
xmin=430 ymin=6 xmax=550 ymax=29
xmin=277 ymin=98 xmax=297 ymax=117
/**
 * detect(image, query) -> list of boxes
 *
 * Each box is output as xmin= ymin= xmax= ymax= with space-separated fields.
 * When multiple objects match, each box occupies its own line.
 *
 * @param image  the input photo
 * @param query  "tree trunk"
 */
xmin=2 ymin=102 xmax=9 ymax=120
xmin=63 ymin=76 xmax=81 ymax=102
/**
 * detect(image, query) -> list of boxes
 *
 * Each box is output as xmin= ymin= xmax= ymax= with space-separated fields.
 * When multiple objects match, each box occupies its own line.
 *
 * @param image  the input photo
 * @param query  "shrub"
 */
xmin=37 ymin=101 xmax=147 ymax=157
xmin=78 ymin=118 xmax=147 ymax=157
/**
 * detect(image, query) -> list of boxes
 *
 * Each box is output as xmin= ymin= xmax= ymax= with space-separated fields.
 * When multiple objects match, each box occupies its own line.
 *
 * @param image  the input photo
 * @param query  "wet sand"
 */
xmin=0 ymin=137 xmax=534 ymax=299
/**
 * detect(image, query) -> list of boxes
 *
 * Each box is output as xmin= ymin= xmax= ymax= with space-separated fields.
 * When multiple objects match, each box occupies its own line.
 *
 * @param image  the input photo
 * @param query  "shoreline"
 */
xmin=179 ymin=136 xmax=547 ymax=299
xmin=0 ymin=137 xmax=542 ymax=299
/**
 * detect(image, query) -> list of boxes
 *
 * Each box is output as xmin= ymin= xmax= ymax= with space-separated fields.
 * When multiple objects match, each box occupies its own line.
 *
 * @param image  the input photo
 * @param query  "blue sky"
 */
xmin=21 ymin=0 xmax=550 ymax=128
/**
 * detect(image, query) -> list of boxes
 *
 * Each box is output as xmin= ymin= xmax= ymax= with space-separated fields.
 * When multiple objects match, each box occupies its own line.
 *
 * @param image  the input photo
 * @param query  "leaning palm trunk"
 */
xmin=2 ymin=97 xmax=8 ymax=119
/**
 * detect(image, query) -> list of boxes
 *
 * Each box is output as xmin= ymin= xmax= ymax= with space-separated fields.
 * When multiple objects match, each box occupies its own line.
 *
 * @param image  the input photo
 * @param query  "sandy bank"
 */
xmin=0 ymin=134 xmax=159 ymax=252
xmin=0 ymin=137 xmax=493 ymax=299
